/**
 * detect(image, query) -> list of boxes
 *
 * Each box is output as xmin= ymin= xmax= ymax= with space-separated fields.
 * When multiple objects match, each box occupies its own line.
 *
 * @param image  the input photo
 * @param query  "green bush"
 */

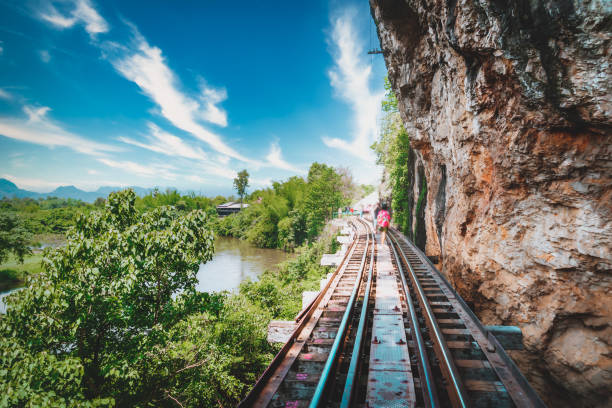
xmin=215 ymin=164 xmax=349 ymax=251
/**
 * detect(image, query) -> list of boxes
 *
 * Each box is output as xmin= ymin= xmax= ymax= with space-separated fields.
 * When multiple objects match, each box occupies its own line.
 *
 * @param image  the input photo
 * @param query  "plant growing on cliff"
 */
xmin=0 ymin=189 xmax=217 ymax=406
xmin=372 ymin=77 xmax=415 ymax=238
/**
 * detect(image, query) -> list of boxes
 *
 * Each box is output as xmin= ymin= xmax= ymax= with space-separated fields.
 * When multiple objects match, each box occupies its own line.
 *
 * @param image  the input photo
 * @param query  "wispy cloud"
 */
xmin=39 ymin=50 xmax=51 ymax=63
xmin=0 ymin=105 xmax=120 ymax=156
xmin=119 ymin=122 xmax=208 ymax=161
xmin=250 ymin=177 xmax=272 ymax=188
xmin=323 ymin=10 xmax=383 ymax=161
xmin=97 ymin=158 xmax=177 ymax=179
xmin=0 ymin=89 xmax=13 ymax=100
xmin=108 ymin=30 xmax=249 ymax=162
xmin=265 ymin=141 xmax=303 ymax=173
xmin=40 ymin=0 xmax=109 ymax=37
xmin=31 ymin=0 xmax=308 ymax=181
xmin=198 ymin=80 xmax=228 ymax=127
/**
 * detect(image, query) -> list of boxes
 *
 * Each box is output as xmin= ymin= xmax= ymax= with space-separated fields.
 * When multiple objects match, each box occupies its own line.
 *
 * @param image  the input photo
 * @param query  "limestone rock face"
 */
xmin=370 ymin=1 xmax=612 ymax=406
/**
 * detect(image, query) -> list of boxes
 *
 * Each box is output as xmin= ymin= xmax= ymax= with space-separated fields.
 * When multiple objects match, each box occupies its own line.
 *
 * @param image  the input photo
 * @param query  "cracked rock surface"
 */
xmin=371 ymin=0 xmax=611 ymax=406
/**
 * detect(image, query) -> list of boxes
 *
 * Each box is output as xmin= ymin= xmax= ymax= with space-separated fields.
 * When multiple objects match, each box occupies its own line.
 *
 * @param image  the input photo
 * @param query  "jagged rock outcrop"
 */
xmin=371 ymin=1 xmax=611 ymax=406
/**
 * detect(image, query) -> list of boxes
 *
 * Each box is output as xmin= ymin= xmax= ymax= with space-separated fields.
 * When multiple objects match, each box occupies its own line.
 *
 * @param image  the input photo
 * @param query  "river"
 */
xmin=0 ymin=236 xmax=293 ymax=313
xmin=196 ymin=236 xmax=293 ymax=292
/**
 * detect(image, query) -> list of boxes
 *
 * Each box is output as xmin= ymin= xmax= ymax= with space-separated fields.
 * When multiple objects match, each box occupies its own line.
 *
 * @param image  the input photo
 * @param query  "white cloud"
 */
xmin=217 ymin=155 xmax=230 ymax=165
xmin=97 ymin=158 xmax=177 ymax=179
xmin=109 ymin=32 xmax=249 ymax=162
xmin=0 ymin=89 xmax=12 ymax=100
xmin=119 ymin=122 xmax=208 ymax=161
xmin=192 ymin=161 xmax=236 ymax=181
xmin=40 ymin=0 xmax=109 ymax=37
xmin=250 ymin=177 xmax=272 ymax=188
xmin=265 ymin=141 xmax=303 ymax=173
xmin=24 ymin=105 xmax=51 ymax=122
xmin=0 ymin=105 xmax=120 ymax=156
xmin=87 ymin=169 xmax=99 ymax=175
xmin=323 ymin=10 xmax=384 ymax=161
xmin=0 ymin=41 xmax=3 ymax=55
xmin=32 ymin=2 xmax=301 ymax=177
xmin=39 ymin=50 xmax=51 ymax=63
xmin=198 ymin=81 xmax=228 ymax=127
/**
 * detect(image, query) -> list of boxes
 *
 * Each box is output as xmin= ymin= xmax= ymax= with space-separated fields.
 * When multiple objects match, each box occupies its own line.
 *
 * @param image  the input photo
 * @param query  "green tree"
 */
xmin=233 ymin=169 xmax=250 ymax=208
xmin=372 ymin=76 xmax=415 ymax=237
xmin=303 ymin=163 xmax=343 ymax=239
xmin=0 ymin=189 xmax=215 ymax=406
xmin=0 ymin=212 xmax=32 ymax=264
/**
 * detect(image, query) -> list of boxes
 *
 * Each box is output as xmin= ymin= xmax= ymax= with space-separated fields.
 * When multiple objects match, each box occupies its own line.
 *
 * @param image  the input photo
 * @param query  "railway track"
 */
xmin=240 ymin=219 xmax=544 ymax=408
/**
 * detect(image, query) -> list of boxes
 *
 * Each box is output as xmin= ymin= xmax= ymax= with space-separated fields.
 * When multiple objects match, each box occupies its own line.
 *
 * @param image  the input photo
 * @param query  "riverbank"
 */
xmin=0 ymin=253 xmax=43 ymax=291
xmin=0 ymin=233 xmax=65 ymax=291
xmin=0 ymin=195 xmax=343 ymax=406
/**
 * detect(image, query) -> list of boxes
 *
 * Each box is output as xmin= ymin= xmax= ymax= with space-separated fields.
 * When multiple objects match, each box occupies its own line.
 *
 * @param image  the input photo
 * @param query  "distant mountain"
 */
xmin=0 ymin=178 xmax=156 ymax=203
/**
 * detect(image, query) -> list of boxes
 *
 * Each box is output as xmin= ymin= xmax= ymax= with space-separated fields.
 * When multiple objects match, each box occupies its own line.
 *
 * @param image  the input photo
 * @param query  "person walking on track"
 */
xmin=377 ymin=203 xmax=391 ymax=245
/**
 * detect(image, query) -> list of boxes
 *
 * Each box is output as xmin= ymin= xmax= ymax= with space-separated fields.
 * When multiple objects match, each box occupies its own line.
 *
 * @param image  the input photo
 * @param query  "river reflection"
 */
xmin=196 ymin=236 xmax=293 ymax=293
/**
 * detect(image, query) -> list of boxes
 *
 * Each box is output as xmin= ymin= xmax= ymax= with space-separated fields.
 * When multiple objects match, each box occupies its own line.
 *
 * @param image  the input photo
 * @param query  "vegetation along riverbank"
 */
xmin=0 ymin=164 xmax=358 ymax=406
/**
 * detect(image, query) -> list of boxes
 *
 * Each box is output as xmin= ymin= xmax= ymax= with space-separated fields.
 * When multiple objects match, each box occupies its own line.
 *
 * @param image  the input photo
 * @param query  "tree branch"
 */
xmin=165 ymin=390 xmax=185 ymax=408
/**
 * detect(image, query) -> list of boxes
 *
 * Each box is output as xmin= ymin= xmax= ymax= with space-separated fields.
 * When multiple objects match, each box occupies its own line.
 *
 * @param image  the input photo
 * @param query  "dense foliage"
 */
xmin=0 ymin=212 xmax=32 ymax=264
xmin=0 ymin=190 xmax=217 ymax=405
xmin=0 ymin=190 xmax=224 ymax=237
xmin=216 ymin=163 xmax=352 ymax=250
xmin=0 ymin=187 xmax=340 ymax=406
xmin=372 ymin=78 xmax=416 ymax=238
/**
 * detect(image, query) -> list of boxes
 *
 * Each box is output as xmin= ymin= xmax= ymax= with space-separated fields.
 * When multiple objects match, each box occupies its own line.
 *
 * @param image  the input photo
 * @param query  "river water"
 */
xmin=0 ymin=236 xmax=292 ymax=313
xmin=196 ymin=236 xmax=293 ymax=292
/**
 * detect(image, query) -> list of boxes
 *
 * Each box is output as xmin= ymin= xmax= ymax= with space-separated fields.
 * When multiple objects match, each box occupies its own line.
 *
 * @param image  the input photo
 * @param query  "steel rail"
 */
xmin=238 ymin=221 xmax=362 ymax=408
xmin=308 ymin=222 xmax=371 ymax=408
xmin=391 ymin=228 xmax=546 ymax=408
xmin=294 ymin=222 xmax=358 ymax=323
xmin=389 ymin=230 xmax=470 ymax=408
xmin=339 ymin=219 xmax=375 ymax=407
xmin=388 ymin=233 xmax=440 ymax=408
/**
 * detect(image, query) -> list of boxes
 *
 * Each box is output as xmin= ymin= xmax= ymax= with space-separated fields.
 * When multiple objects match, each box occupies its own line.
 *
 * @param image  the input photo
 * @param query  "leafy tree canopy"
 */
xmin=233 ymin=169 xmax=250 ymax=205
xmin=217 ymin=163 xmax=351 ymax=250
xmin=0 ymin=189 xmax=216 ymax=406
xmin=0 ymin=211 xmax=32 ymax=263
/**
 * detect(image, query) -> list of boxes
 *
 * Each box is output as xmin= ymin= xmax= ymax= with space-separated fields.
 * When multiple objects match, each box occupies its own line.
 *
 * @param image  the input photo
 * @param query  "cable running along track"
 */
xmin=240 ymin=219 xmax=544 ymax=407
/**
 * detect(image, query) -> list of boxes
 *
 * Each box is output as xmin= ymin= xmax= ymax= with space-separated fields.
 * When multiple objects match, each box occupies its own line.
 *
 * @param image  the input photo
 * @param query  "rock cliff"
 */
xmin=370 ymin=1 xmax=611 ymax=406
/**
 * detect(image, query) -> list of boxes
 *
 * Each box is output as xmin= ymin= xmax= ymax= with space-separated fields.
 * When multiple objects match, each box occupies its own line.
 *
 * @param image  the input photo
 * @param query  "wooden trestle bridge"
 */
xmin=239 ymin=218 xmax=545 ymax=408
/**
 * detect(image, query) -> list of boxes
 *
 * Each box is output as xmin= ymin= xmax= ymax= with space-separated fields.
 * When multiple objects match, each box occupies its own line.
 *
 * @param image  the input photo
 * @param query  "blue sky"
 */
xmin=0 ymin=0 xmax=386 ymax=195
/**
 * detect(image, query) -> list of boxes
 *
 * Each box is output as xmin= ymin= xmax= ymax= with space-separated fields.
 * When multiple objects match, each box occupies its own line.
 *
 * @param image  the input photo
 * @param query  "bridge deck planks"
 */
xmin=366 ymin=241 xmax=416 ymax=407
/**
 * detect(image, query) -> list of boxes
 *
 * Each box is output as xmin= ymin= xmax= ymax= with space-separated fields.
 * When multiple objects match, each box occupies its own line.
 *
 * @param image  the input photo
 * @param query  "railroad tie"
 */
xmin=366 ymin=242 xmax=416 ymax=407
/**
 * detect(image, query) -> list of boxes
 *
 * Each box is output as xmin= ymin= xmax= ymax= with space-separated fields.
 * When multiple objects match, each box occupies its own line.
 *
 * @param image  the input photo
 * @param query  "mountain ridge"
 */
xmin=0 ymin=178 xmax=154 ymax=202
